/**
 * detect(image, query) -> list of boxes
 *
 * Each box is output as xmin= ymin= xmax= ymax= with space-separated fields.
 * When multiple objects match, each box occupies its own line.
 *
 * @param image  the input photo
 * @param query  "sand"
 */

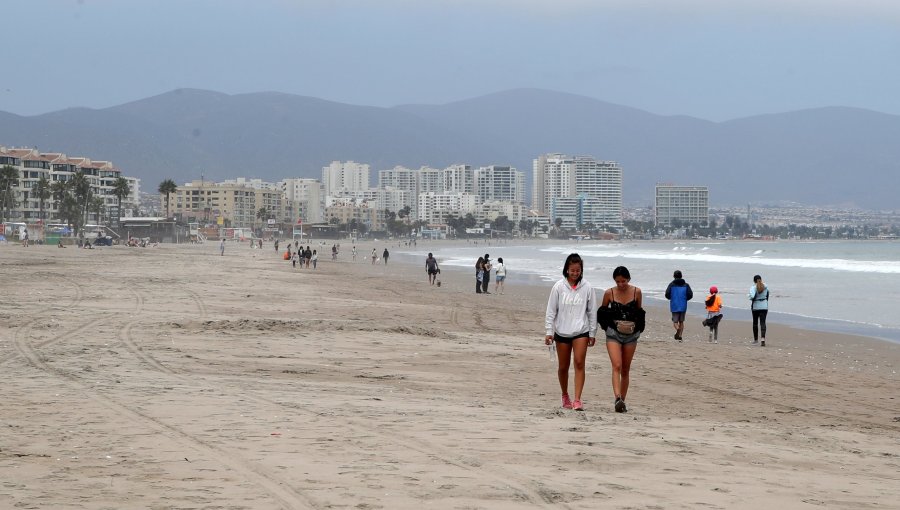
xmin=1 ymin=240 xmax=898 ymax=509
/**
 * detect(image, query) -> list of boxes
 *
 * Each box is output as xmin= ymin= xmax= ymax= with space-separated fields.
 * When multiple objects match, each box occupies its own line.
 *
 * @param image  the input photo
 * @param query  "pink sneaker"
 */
xmin=561 ymin=394 xmax=573 ymax=409
xmin=572 ymin=399 xmax=584 ymax=411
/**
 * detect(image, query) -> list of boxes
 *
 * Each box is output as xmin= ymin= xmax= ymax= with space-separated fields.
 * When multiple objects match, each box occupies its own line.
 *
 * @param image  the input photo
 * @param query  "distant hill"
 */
xmin=2 ymin=88 xmax=899 ymax=208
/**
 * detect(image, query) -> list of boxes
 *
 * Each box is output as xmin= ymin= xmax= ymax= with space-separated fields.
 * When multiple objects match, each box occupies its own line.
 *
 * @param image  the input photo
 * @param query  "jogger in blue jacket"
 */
xmin=665 ymin=270 xmax=693 ymax=341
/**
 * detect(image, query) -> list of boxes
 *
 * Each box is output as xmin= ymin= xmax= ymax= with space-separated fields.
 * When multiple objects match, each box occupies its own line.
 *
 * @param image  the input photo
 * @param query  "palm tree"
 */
xmin=34 ymin=176 xmax=51 ymax=223
xmin=157 ymin=179 xmax=177 ymax=219
xmin=90 ymin=196 xmax=106 ymax=224
xmin=112 ymin=177 xmax=131 ymax=225
xmin=0 ymin=165 xmax=20 ymax=222
xmin=71 ymin=172 xmax=92 ymax=230
xmin=256 ymin=207 xmax=269 ymax=231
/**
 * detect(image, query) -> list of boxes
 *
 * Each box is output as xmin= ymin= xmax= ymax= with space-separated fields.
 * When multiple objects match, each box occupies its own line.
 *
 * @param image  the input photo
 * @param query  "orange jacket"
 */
xmin=705 ymin=293 xmax=722 ymax=313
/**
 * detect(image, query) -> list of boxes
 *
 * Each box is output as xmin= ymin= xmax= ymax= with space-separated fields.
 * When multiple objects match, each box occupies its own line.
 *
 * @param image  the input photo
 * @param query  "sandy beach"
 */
xmin=1 ymin=241 xmax=898 ymax=509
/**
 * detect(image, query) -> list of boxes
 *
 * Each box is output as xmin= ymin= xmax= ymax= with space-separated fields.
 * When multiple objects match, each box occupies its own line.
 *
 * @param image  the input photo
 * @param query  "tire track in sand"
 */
xmin=118 ymin=320 xmax=568 ymax=508
xmin=13 ymin=319 xmax=320 ymax=510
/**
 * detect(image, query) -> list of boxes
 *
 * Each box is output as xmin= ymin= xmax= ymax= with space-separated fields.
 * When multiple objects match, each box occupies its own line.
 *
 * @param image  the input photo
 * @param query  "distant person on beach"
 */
xmin=544 ymin=253 xmax=597 ymax=412
xmin=371 ymin=248 xmax=378 ymax=264
xmin=305 ymin=246 xmax=312 ymax=268
xmin=425 ymin=253 xmax=440 ymax=285
xmin=495 ymin=257 xmax=506 ymax=295
xmin=475 ymin=256 xmax=485 ymax=293
xmin=292 ymin=249 xmax=299 ymax=268
xmin=332 ymin=244 xmax=338 ymax=261
xmin=274 ymin=239 xmax=279 ymax=252
xmin=704 ymin=286 xmax=723 ymax=343
xmin=749 ymin=275 xmax=769 ymax=346
xmin=352 ymin=246 xmax=357 ymax=261
xmin=481 ymin=254 xmax=492 ymax=294
xmin=22 ymin=228 xmax=29 ymax=247
xmin=598 ymin=266 xmax=644 ymax=413
xmin=220 ymin=239 xmax=225 ymax=256
xmin=312 ymin=249 xmax=318 ymax=269
xmin=382 ymin=248 xmax=389 ymax=264
xmin=665 ymin=270 xmax=693 ymax=341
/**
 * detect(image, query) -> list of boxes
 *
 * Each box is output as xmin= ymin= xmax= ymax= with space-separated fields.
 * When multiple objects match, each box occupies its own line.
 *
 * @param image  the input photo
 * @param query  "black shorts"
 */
xmin=554 ymin=331 xmax=590 ymax=344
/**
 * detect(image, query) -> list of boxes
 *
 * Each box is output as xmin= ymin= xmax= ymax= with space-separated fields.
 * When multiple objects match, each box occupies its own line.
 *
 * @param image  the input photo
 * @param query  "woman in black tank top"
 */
xmin=599 ymin=266 xmax=643 ymax=413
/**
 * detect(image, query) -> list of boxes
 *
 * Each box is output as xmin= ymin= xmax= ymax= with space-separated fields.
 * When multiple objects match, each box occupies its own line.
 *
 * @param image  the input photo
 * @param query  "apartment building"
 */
xmin=280 ymin=178 xmax=324 ymax=224
xmin=0 ymin=146 xmax=140 ymax=222
xmin=169 ymin=180 xmax=291 ymax=228
xmin=322 ymin=161 xmax=370 ymax=195
xmin=655 ymin=185 xmax=710 ymax=228
xmin=474 ymin=165 xmax=525 ymax=205
xmin=532 ymin=153 xmax=623 ymax=228
xmin=417 ymin=192 xmax=480 ymax=224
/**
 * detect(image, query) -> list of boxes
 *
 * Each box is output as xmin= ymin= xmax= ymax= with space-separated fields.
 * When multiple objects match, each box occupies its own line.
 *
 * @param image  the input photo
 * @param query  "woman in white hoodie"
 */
xmin=544 ymin=253 xmax=597 ymax=411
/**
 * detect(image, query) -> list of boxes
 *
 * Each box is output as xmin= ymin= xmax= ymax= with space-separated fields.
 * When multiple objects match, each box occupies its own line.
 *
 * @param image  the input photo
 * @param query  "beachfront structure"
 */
xmin=168 ymin=180 xmax=292 ymax=228
xmin=474 ymin=165 xmax=525 ymax=206
xmin=532 ymin=153 xmax=623 ymax=227
xmin=280 ymin=178 xmax=325 ymax=224
xmin=322 ymin=161 xmax=370 ymax=196
xmin=655 ymin=184 xmax=710 ymax=228
xmin=417 ymin=192 xmax=481 ymax=224
xmin=552 ymin=194 xmax=624 ymax=231
xmin=324 ymin=199 xmax=386 ymax=231
xmin=479 ymin=200 xmax=524 ymax=224
xmin=0 ymin=146 xmax=140 ymax=223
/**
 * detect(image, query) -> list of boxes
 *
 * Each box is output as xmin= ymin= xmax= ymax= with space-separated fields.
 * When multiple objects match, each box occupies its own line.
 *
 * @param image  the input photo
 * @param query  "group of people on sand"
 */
xmin=474 ymin=254 xmax=506 ymax=295
xmin=663 ymin=269 xmax=769 ymax=346
xmin=544 ymin=253 xmax=771 ymax=413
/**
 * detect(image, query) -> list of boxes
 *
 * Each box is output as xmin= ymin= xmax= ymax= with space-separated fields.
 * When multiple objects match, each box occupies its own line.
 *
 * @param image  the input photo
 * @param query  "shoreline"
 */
xmin=386 ymin=241 xmax=900 ymax=346
xmin=2 ymin=241 xmax=898 ymax=508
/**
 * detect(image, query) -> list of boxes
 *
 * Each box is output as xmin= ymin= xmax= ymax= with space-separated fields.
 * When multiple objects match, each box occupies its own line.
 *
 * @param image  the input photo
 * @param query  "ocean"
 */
xmin=395 ymin=240 xmax=900 ymax=344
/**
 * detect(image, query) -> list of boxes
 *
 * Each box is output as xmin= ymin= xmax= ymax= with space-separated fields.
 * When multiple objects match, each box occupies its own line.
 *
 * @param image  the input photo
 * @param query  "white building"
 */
xmin=474 ymin=165 xmax=525 ymax=205
xmin=655 ymin=185 xmax=709 ymax=228
xmin=442 ymin=164 xmax=474 ymax=194
xmin=417 ymin=192 xmax=480 ymax=224
xmin=533 ymin=154 xmax=623 ymax=228
xmin=479 ymin=200 xmax=524 ymax=224
xmin=322 ymin=161 xmax=370 ymax=195
xmin=280 ymin=178 xmax=324 ymax=224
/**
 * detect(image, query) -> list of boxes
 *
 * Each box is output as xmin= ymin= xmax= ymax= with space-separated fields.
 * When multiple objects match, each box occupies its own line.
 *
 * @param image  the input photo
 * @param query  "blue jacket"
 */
xmin=749 ymin=285 xmax=769 ymax=311
xmin=665 ymin=279 xmax=693 ymax=313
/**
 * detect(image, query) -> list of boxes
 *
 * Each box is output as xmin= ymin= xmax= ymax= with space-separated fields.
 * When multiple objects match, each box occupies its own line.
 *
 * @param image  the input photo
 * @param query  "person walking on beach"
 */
xmin=274 ymin=239 xmax=279 ymax=252
xmin=749 ymin=275 xmax=769 ymax=346
xmin=219 ymin=238 xmax=225 ymax=256
xmin=704 ymin=286 xmax=723 ymax=343
xmin=495 ymin=257 xmax=506 ymax=294
xmin=371 ymin=248 xmax=378 ymax=264
xmin=544 ymin=253 xmax=597 ymax=412
xmin=425 ymin=253 xmax=440 ymax=285
xmin=311 ymin=249 xmax=318 ymax=269
xmin=305 ymin=246 xmax=312 ymax=268
xmin=382 ymin=248 xmax=389 ymax=265
xmin=598 ymin=266 xmax=644 ymax=413
xmin=475 ymin=256 xmax=485 ymax=293
xmin=352 ymin=245 xmax=357 ymax=261
xmin=481 ymin=254 xmax=492 ymax=294
xmin=665 ymin=270 xmax=693 ymax=341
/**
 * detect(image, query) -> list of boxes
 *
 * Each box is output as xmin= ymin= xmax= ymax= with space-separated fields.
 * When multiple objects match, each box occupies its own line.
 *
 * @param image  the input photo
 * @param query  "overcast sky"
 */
xmin=3 ymin=0 xmax=899 ymax=121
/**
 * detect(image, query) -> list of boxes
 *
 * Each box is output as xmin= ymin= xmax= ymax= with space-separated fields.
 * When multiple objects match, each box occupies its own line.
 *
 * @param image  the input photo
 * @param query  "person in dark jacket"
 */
xmin=665 ymin=270 xmax=693 ymax=341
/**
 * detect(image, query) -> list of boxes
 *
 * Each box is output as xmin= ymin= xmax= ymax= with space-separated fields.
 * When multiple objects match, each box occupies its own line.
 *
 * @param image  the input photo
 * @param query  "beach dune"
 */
xmin=1 ymin=242 xmax=898 ymax=509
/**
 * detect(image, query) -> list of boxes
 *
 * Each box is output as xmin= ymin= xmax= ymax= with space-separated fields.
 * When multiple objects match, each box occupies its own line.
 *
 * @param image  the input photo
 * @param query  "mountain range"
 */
xmin=1 ymin=88 xmax=898 ymax=209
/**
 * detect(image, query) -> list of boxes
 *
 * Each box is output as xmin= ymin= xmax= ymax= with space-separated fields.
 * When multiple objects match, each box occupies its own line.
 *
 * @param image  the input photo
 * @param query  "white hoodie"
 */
xmin=545 ymin=278 xmax=598 ymax=337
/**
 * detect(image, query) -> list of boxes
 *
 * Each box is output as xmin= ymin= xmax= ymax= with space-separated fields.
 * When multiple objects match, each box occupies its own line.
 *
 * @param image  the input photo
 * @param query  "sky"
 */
xmin=2 ymin=0 xmax=899 ymax=121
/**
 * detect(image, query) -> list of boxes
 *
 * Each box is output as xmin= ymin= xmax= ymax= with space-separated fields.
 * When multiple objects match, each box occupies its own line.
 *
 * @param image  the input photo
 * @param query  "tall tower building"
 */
xmin=322 ymin=161 xmax=370 ymax=195
xmin=442 ymin=164 xmax=474 ymax=194
xmin=533 ymin=153 xmax=622 ymax=228
xmin=655 ymin=185 xmax=709 ymax=228
xmin=474 ymin=165 xmax=525 ymax=205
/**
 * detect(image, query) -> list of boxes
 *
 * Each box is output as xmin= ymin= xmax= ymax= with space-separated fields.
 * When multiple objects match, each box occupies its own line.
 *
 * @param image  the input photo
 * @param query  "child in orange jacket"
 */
xmin=704 ymin=286 xmax=723 ymax=343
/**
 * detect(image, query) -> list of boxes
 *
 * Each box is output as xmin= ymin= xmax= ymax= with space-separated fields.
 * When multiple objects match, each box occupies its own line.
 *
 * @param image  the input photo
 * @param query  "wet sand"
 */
xmin=1 ymin=241 xmax=898 ymax=509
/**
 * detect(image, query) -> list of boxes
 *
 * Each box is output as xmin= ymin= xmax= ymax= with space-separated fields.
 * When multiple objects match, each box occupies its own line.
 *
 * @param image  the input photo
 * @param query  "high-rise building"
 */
xmin=322 ymin=161 xmax=370 ymax=195
xmin=443 ymin=164 xmax=474 ymax=194
xmin=655 ymin=185 xmax=709 ymax=228
xmin=280 ymin=178 xmax=324 ymax=224
xmin=533 ymin=154 xmax=622 ymax=228
xmin=474 ymin=165 xmax=525 ymax=205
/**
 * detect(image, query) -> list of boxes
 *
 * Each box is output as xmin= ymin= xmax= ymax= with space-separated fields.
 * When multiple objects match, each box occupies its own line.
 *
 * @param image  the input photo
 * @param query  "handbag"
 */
xmin=614 ymin=320 xmax=636 ymax=335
